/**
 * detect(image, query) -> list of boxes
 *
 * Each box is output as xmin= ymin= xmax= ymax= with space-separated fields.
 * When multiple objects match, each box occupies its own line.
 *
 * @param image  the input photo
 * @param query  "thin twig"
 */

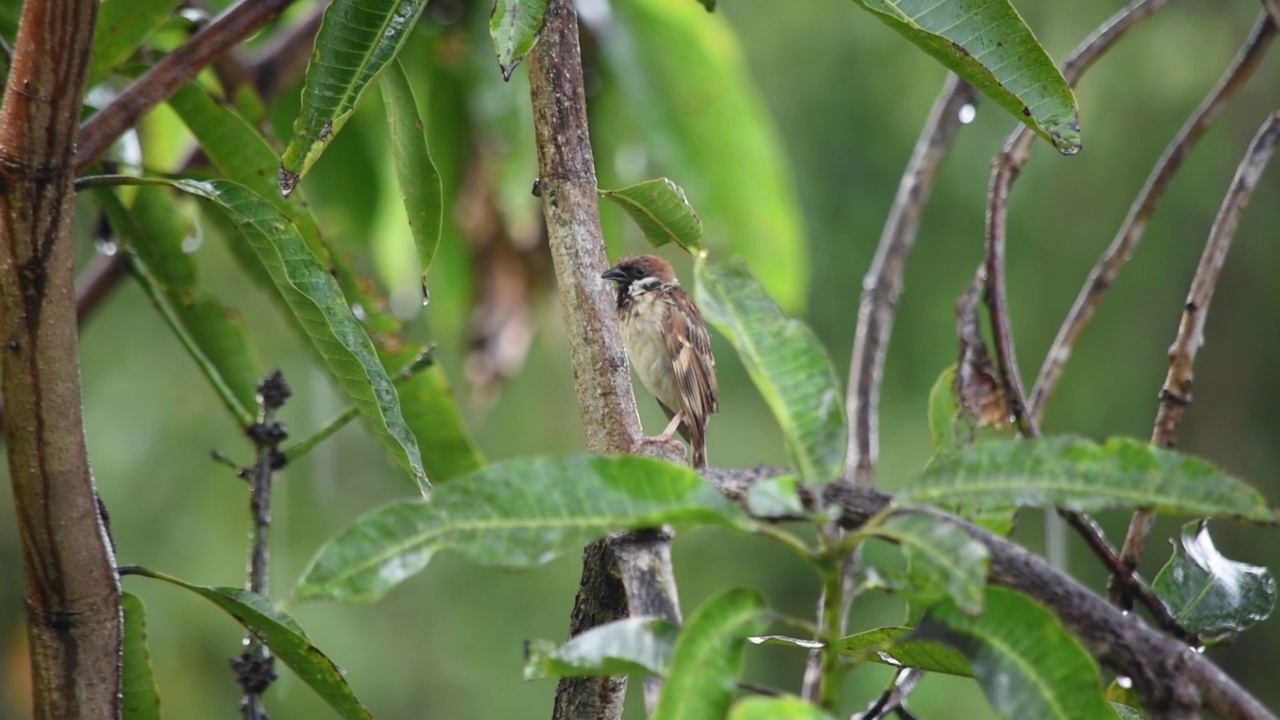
xmin=75 ymin=0 xmax=296 ymax=174
xmin=1113 ymin=109 xmax=1280 ymax=599
xmin=282 ymin=348 xmax=437 ymax=463
xmin=702 ymin=467 xmax=1273 ymax=719
xmin=980 ymin=0 xmax=1190 ymax=635
xmin=858 ymin=668 xmax=923 ymax=720
xmin=230 ymin=371 xmax=291 ymax=720
xmin=843 ymin=73 xmax=979 ymax=488
xmin=1031 ymin=12 xmax=1277 ymax=421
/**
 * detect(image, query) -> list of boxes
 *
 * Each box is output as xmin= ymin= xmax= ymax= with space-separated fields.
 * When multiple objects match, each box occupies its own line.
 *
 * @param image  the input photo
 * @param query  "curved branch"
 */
xmin=1031 ymin=12 xmax=1277 ymax=421
xmin=843 ymin=73 xmax=979 ymax=488
xmin=1115 ymin=108 xmax=1280 ymax=589
xmin=701 ymin=467 xmax=1274 ymax=720
xmin=0 ymin=0 xmax=121 ymax=716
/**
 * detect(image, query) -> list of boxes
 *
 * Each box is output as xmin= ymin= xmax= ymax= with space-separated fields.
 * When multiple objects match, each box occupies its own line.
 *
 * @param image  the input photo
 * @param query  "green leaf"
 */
xmin=654 ymin=588 xmax=769 ymax=720
xmin=695 ymin=0 xmax=716 ymax=11
xmin=602 ymin=0 xmax=807 ymax=311
xmin=695 ymin=258 xmax=845 ymax=483
xmin=388 ymin=354 xmax=484 ymax=482
xmin=744 ymin=474 xmax=807 ymax=519
xmin=489 ymin=0 xmax=549 ymax=80
xmin=918 ymin=587 xmax=1114 ymax=720
xmin=164 ymin=177 xmax=428 ymax=492
xmin=899 ymin=436 xmax=1276 ymax=522
xmin=280 ymin=0 xmax=430 ymax=193
xmin=928 ymin=364 xmax=966 ymax=456
xmin=839 ymin=626 xmax=972 ymax=677
xmin=600 ymin=178 xmax=704 ymax=255
xmin=295 ymin=455 xmax=749 ymax=603
xmin=863 ymin=512 xmax=990 ymax=615
xmin=379 ymin=58 xmax=442 ymax=285
xmin=128 ymin=569 xmax=370 ymax=720
xmin=1151 ymin=520 xmax=1275 ymax=645
xmin=524 ymin=617 xmax=678 ymax=680
xmin=121 ymin=593 xmax=163 ymax=720
xmin=848 ymin=0 xmax=1079 ymax=154
xmin=728 ymin=697 xmax=835 ymax=720
xmin=88 ymin=0 xmax=181 ymax=87
xmin=1111 ymin=703 xmax=1144 ymax=720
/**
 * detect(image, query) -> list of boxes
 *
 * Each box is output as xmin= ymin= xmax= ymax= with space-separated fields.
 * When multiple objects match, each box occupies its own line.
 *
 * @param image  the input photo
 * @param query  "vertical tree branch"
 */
xmin=0 ymin=0 xmax=121 ymax=717
xmin=527 ymin=1 xmax=681 ymax=717
xmin=1031 ymin=12 xmax=1276 ymax=421
xmin=842 ymin=73 xmax=979 ymax=488
xmin=1114 ymin=109 xmax=1280 ymax=597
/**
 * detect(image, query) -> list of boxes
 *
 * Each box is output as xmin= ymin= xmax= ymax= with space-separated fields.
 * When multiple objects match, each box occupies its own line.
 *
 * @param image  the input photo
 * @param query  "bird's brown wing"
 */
xmin=664 ymin=289 xmax=718 ymax=465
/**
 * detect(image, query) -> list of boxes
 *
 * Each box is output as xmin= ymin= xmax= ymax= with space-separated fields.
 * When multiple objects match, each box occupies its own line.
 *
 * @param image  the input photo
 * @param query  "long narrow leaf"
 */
xmin=490 ymin=0 xmax=549 ymax=79
xmin=379 ymin=58 xmax=443 ymax=284
xmin=654 ymin=589 xmax=769 ymax=720
xmin=88 ymin=0 xmax=181 ymax=87
xmin=524 ymin=617 xmax=678 ymax=680
xmin=121 ymin=593 xmax=163 ymax=720
xmin=280 ymin=0 xmax=430 ymax=193
xmin=864 ymin=512 xmax=990 ymax=615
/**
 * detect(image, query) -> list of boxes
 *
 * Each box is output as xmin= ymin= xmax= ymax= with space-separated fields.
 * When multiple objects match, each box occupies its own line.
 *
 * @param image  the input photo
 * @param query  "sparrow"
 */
xmin=602 ymin=255 xmax=718 ymax=468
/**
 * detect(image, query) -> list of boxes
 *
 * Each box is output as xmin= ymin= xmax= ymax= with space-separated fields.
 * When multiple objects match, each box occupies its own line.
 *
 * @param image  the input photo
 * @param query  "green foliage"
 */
xmin=128 ymin=569 xmax=371 ymax=720
xmin=744 ymin=474 xmax=808 ymax=519
xmin=88 ymin=0 xmax=180 ymax=87
xmin=294 ymin=455 xmax=750 ymax=603
xmin=280 ymin=0 xmax=430 ymax=192
xmin=839 ymin=626 xmax=972 ymax=676
xmin=901 ymin=436 xmax=1277 ymax=522
xmin=862 ymin=512 xmax=990 ymax=615
xmin=1152 ymin=520 xmax=1276 ymax=646
xmin=696 ymin=258 xmax=846 ymax=483
xmin=927 ymin=364 xmax=964 ymax=456
xmin=489 ymin=0 xmax=548 ymax=80
xmin=919 ymin=587 xmax=1114 ymax=719
xmin=602 ymin=0 xmax=808 ymax=310
xmin=728 ymin=697 xmax=835 ymax=719
xmin=379 ymin=59 xmax=443 ymax=285
xmin=848 ymin=0 xmax=1079 ymax=153
xmin=600 ymin=178 xmax=705 ymax=255
xmin=121 ymin=593 xmax=163 ymax=720
xmin=524 ymin=617 xmax=678 ymax=680
xmin=654 ymin=589 xmax=769 ymax=720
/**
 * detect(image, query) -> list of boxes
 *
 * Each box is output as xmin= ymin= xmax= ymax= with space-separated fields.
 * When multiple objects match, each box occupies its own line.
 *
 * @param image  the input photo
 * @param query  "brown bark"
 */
xmin=0 ymin=0 xmax=121 ymax=718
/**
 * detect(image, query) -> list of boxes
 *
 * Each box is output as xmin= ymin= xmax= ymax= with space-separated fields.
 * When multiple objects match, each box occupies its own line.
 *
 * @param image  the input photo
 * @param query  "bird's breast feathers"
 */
xmin=621 ymin=293 xmax=681 ymax=410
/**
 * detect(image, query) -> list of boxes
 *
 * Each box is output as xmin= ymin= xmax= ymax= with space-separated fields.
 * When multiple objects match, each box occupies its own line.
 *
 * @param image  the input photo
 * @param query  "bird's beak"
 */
xmin=601 ymin=266 xmax=628 ymax=282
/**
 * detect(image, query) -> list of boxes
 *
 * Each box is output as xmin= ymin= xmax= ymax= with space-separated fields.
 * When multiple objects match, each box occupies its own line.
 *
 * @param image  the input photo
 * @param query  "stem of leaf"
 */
xmin=124 ymin=252 xmax=256 ymax=428
xmin=818 ymin=528 xmax=846 ymax=711
xmin=281 ymin=348 xmax=436 ymax=463
xmin=753 ymin=524 xmax=817 ymax=561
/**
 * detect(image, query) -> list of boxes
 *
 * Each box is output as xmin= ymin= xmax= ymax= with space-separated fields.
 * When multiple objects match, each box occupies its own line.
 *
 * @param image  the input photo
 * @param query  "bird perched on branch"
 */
xmin=602 ymin=255 xmax=718 ymax=468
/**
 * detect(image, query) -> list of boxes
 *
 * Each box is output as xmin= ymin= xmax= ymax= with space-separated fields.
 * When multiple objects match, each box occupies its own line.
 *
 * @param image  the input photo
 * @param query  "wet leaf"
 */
xmin=862 ymin=512 xmax=990 ymax=615
xmin=490 ymin=0 xmax=549 ymax=80
xmin=524 ymin=617 xmax=678 ymax=680
xmin=280 ymin=0 xmax=430 ymax=193
xmin=121 ymin=593 xmax=163 ymax=720
xmin=919 ymin=587 xmax=1113 ymax=719
xmin=295 ymin=455 xmax=749 ymax=603
xmin=1151 ymin=520 xmax=1275 ymax=645
xmin=728 ymin=697 xmax=835 ymax=719
xmin=379 ymin=58 xmax=442 ymax=284
xmin=839 ymin=626 xmax=972 ymax=677
xmin=696 ymin=258 xmax=845 ymax=483
xmin=600 ymin=178 xmax=704 ymax=255
xmin=128 ymin=569 xmax=371 ymax=720
xmin=849 ymin=0 xmax=1080 ymax=153
xmin=900 ymin=436 xmax=1277 ymax=523
xmin=654 ymin=589 xmax=769 ymax=720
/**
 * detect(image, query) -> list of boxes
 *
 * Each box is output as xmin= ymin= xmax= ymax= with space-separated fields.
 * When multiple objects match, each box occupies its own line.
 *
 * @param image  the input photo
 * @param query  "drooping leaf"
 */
xmin=848 ymin=0 xmax=1079 ymax=154
xmin=88 ymin=0 xmax=181 ymax=87
xmin=97 ymin=188 xmax=261 ymax=422
xmin=121 ymin=593 xmax=163 ymax=720
xmin=489 ymin=0 xmax=549 ymax=80
xmin=695 ymin=258 xmax=845 ymax=483
xmin=918 ymin=587 xmax=1113 ymax=720
xmin=379 ymin=58 xmax=443 ymax=285
xmin=600 ymin=178 xmax=704 ymax=255
xmin=899 ymin=436 xmax=1276 ymax=522
xmin=601 ymin=0 xmax=807 ymax=311
xmin=863 ymin=512 xmax=990 ymax=615
xmin=1151 ymin=520 xmax=1275 ymax=645
xmin=128 ymin=569 xmax=371 ymax=720
xmin=524 ymin=617 xmax=678 ymax=680
xmin=161 ymin=177 xmax=428 ymax=491
xmin=280 ymin=0 xmax=430 ymax=194
xmin=295 ymin=455 xmax=749 ymax=603
xmin=653 ymin=588 xmax=769 ymax=720
xmin=839 ymin=626 xmax=972 ymax=677
xmin=728 ymin=697 xmax=835 ymax=720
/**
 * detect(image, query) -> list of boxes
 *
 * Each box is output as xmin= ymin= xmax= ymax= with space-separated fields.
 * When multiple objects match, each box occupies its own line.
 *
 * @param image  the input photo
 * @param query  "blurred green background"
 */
xmin=3 ymin=0 xmax=1280 ymax=717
